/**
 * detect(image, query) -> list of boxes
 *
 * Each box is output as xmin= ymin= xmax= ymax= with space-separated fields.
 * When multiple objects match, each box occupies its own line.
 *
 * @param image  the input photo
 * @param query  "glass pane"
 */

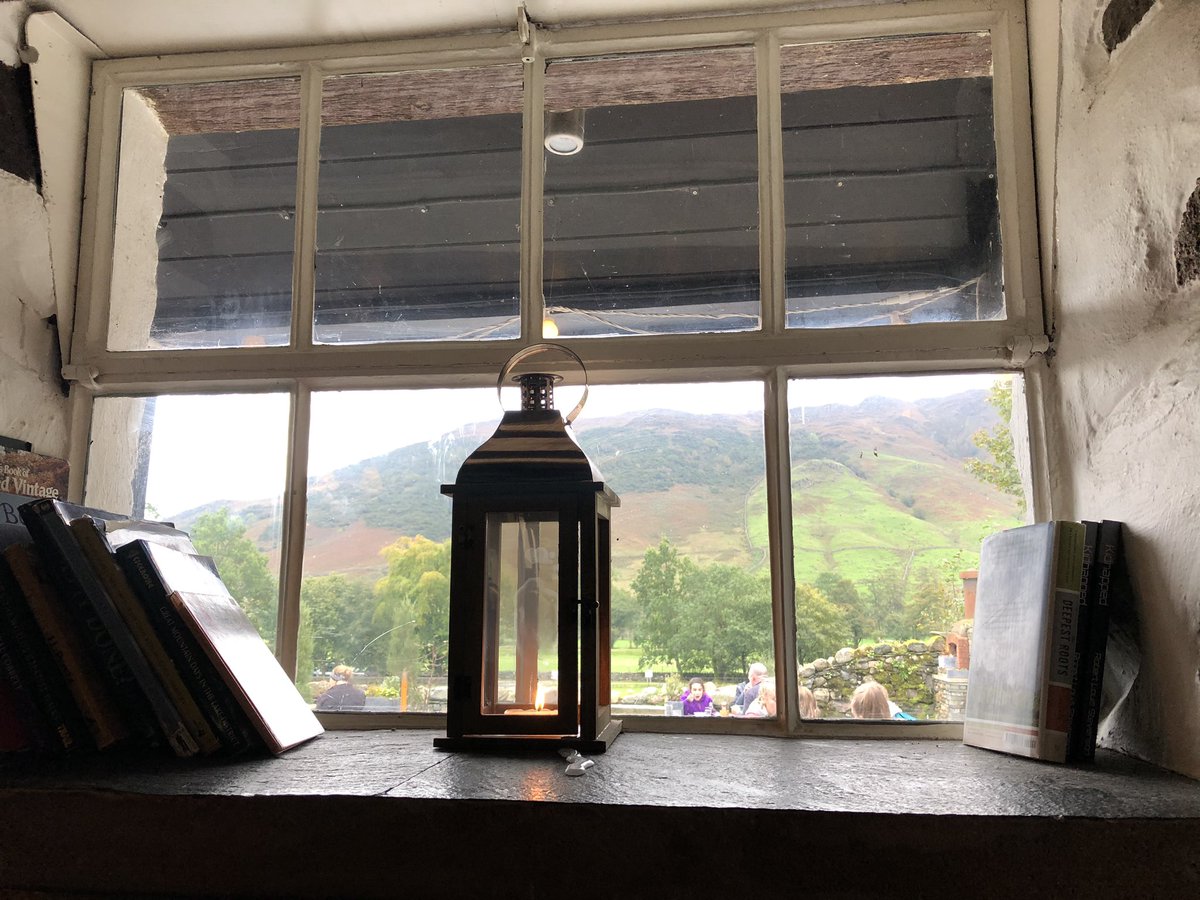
xmin=570 ymin=382 xmax=772 ymax=717
xmin=780 ymin=33 xmax=1001 ymax=328
xmin=786 ymin=373 xmax=1026 ymax=721
xmin=86 ymin=394 xmax=289 ymax=652
xmin=109 ymin=79 xmax=300 ymax=349
xmin=315 ymin=67 xmax=523 ymax=343
xmin=303 ymin=387 xmax=496 ymax=713
xmin=481 ymin=513 xmax=560 ymax=716
xmin=543 ymin=49 xmax=760 ymax=338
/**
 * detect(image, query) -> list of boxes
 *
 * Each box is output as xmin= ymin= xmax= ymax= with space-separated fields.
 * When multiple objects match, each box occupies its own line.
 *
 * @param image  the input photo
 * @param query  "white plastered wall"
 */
xmin=1046 ymin=0 xmax=1200 ymax=778
xmin=0 ymin=170 xmax=68 ymax=455
xmin=0 ymin=4 xmax=69 ymax=456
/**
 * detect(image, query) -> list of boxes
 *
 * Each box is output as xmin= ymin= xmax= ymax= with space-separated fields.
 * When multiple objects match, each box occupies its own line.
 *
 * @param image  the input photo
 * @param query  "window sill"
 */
xmin=1 ymin=730 xmax=1197 ymax=897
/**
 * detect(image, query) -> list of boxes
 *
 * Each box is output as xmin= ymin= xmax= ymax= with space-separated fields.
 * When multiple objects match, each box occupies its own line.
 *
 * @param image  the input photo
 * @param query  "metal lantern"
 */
xmin=434 ymin=344 xmax=621 ymax=754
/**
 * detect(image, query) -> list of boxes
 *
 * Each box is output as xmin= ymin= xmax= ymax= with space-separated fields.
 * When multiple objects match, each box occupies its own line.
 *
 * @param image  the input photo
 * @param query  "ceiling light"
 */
xmin=545 ymin=109 xmax=585 ymax=156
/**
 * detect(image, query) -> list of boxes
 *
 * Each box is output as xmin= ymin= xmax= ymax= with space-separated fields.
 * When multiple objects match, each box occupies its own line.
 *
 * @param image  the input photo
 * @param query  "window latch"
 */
xmin=61 ymin=363 xmax=100 ymax=390
xmin=1007 ymin=334 xmax=1051 ymax=366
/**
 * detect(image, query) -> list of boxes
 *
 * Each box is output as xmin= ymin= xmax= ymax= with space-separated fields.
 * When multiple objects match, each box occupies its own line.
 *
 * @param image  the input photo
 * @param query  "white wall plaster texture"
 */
xmin=1050 ymin=0 xmax=1200 ymax=777
xmin=0 ymin=171 xmax=68 ymax=455
xmin=0 ymin=2 xmax=28 ymax=67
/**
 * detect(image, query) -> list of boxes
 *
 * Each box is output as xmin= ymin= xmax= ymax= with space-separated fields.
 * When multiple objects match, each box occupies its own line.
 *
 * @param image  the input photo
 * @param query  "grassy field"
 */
xmin=745 ymin=455 xmax=1021 ymax=588
xmin=492 ymin=641 xmax=649 ymax=676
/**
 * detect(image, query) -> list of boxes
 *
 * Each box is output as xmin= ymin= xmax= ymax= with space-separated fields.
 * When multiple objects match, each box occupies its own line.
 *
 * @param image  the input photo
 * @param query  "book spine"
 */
xmin=1040 ymin=521 xmax=1084 ymax=763
xmin=118 ymin=543 xmax=256 ymax=754
xmin=0 ymin=602 xmax=55 ymax=751
xmin=0 ymin=558 xmax=89 ymax=751
xmin=0 ymin=677 xmax=33 ymax=751
xmin=1066 ymin=520 xmax=1100 ymax=762
xmin=20 ymin=500 xmax=198 ymax=756
xmin=71 ymin=521 xmax=221 ymax=756
xmin=3 ymin=544 xmax=129 ymax=749
xmin=1080 ymin=520 xmax=1123 ymax=763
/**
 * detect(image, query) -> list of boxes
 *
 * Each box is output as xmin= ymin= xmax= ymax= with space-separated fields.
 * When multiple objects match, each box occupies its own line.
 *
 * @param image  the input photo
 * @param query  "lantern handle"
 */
xmin=497 ymin=342 xmax=589 ymax=425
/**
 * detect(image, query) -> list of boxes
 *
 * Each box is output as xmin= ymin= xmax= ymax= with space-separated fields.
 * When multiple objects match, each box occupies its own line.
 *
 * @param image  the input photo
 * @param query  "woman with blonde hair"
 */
xmin=849 ymin=680 xmax=891 ymax=719
xmin=742 ymin=679 xmax=777 ymax=717
xmin=797 ymin=685 xmax=820 ymax=719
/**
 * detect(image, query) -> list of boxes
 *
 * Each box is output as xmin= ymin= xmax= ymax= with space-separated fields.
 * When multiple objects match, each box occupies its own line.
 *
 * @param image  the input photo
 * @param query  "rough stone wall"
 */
xmin=0 ymin=9 xmax=68 ymax=457
xmin=1047 ymin=0 xmax=1200 ymax=778
xmin=799 ymin=638 xmax=945 ymax=719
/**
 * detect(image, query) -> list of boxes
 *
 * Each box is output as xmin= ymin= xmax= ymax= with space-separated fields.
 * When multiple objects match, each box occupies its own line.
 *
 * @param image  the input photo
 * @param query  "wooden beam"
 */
xmin=139 ymin=32 xmax=990 ymax=135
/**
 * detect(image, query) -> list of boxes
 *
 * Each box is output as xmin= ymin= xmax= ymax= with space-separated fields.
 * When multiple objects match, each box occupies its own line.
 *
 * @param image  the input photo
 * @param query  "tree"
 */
xmin=814 ymin=572 xmax=866 ymax=647
xmin=300 ymin=574 xmax=379 ymax=675
xmin=374 ymin=535 xmax=452 ymax=677
xmin=609 ymin=585 xmax=641 ymax=643
xmin=966 ymin=378 xmax=1026 ymax=513
xmin=677 ymin=563 xmax=772 ymax=678
xmin=631 ymin=538 xmax=693 ymax=673
xmin=859 ymin=569 xmax=907 ymax=643
xmin=632 ymin=538 xmax=773 ymax=678
xmin=902 ymin=565 xmax=964 ymax=636
xmin=190 ymin=508 xmax=278 ymax=645
xmin=795 ymin=583 xmax=851 ymax=663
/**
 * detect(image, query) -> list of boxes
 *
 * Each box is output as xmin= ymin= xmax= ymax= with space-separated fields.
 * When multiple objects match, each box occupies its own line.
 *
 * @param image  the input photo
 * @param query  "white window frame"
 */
xmin=69 ymin=0 xmax=1044 ymax=739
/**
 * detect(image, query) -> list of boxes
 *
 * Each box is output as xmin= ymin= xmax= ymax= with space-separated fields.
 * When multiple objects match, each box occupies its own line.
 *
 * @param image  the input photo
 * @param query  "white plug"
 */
xmin=565 ymin=758 xmax=594 ymax=777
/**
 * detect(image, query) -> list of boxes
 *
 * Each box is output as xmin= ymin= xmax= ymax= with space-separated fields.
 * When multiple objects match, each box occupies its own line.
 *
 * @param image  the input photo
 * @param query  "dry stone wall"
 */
xmin=799 ymin=637 xmax=946 ymax=719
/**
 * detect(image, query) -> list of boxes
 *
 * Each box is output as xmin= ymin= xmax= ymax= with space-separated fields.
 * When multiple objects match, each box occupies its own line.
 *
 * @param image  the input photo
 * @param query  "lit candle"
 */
xmin=502 ymin=683 xmax=557 ymax=714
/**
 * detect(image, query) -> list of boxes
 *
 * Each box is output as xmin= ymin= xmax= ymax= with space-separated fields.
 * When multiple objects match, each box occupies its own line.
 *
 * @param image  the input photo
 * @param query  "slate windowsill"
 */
xmin=1 ymin=730 xmax=1198 ymax=898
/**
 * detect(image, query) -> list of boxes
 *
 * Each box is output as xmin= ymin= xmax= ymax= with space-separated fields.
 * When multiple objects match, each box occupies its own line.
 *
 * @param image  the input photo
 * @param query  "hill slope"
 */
xmin=174 ymin=389 xmax=1022 ymax=583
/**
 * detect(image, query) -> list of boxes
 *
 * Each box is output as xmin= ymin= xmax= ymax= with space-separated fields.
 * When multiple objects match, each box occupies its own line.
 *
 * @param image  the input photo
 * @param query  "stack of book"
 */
xmin=0 ymin=490 xmax=323 ymax=757
xmin=963 ymin=519 xmax=1129 ymax=763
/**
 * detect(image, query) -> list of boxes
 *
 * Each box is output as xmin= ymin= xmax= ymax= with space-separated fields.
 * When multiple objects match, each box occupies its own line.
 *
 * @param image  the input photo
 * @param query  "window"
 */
xmin=76 ymin=0 xmax=1041 ymax=736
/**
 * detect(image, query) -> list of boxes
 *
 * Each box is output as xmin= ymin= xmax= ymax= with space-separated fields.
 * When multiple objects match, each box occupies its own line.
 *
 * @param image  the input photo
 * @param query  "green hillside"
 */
xmin=174 ymin=389 xmax=1022 ymax=587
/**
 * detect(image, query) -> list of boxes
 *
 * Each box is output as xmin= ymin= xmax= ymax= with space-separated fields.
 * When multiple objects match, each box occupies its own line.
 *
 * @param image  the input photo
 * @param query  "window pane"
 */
xmin=787 ymin=373 xmax=1025 ymax=721
xmin=86 ymin=394 xmax=290 ymax=652
xmin=481 ymin=513 xmax=560 ymax=716
xmin=109 ymin=79 xmax=301 ymax=349
xmin=303 ymin=388 xmax=496 ymax=713
xmin=543 ymin=49 xmax=760 ymax=337
xmin=781 ymin=34 xmax=1001 ymax=328
xmin=570 ymin=383 xmax=772 ymax=717
xmin=315 ymin=67 xmax=523 ymax=343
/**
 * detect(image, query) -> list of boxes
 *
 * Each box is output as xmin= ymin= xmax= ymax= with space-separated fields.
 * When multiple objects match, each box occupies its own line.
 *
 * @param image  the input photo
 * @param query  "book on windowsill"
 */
xmin=69 ymin=518 xmax=223 ymax=756
xmin=0 ymin=552 xmax=91 ymax=751
xmin=1077 ymin=520 xmax=1126 ymax=763
xmin=0 ymin=447 xmax=69 ymax=504
xmin=116 ymin=539 xmax=260 ymax=755
xmin=126 ymin=541 xmax=322 ymax=755
xmin=963 ymin=521 xmax=1086 ymax=763
xmin=3 ymin=542 xmax=129 ymax=750
xmin=18 ymin=498 xmax=196 ymax=755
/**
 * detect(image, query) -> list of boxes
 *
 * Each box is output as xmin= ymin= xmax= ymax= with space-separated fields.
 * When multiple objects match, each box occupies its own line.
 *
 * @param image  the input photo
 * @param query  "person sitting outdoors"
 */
xmin=316 ymin=664 xmax=366 ymax=711
xmin=849 ymin=680 xmax=891 ymax=719
xmin=680 ymin=678 xmax=714 ymax=716
xmin=732 ymin=662 xmax=768 ymax=713
xmin=798 ymin=685 xmax=820 ymax=719
xmin=742 ymin=678 xmax=777 ymax=717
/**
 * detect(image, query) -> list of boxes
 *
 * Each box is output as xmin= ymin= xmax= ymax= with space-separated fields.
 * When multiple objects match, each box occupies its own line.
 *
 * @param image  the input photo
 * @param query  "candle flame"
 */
xmin=534 ymin=683 xmax=547 ymax=711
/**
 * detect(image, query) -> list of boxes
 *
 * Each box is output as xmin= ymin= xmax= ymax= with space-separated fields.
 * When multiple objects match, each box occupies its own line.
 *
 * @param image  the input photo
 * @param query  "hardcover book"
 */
xmin=0 ymin=555 xmax=90 ymax=751
xmin=3 ymin=542 xmax=129 ymax=750
xmin=135 ymin=541 xmax=322 ymax=755
xmin=1078 ymin=520 xmax=1125 ymax=762
xmin=963 ymin=521 xmax=1086 ymax=763
xmin=18 ymin=499 xmax=197 ymax=756
xmin=0 ymin=448 xmax=69 ymax=502
xmin=117 ymin=539 xmax=259 ymax=755
xmin=70 ymin=518 xmax=222 ymax=755
xmin=1066 ymin=520 xmax=1101 ymax=761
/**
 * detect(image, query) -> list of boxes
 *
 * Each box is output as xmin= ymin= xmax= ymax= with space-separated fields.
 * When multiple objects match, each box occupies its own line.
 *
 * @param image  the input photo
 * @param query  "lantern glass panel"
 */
xmin=481 ymin=512 xmax=561 ymax=716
